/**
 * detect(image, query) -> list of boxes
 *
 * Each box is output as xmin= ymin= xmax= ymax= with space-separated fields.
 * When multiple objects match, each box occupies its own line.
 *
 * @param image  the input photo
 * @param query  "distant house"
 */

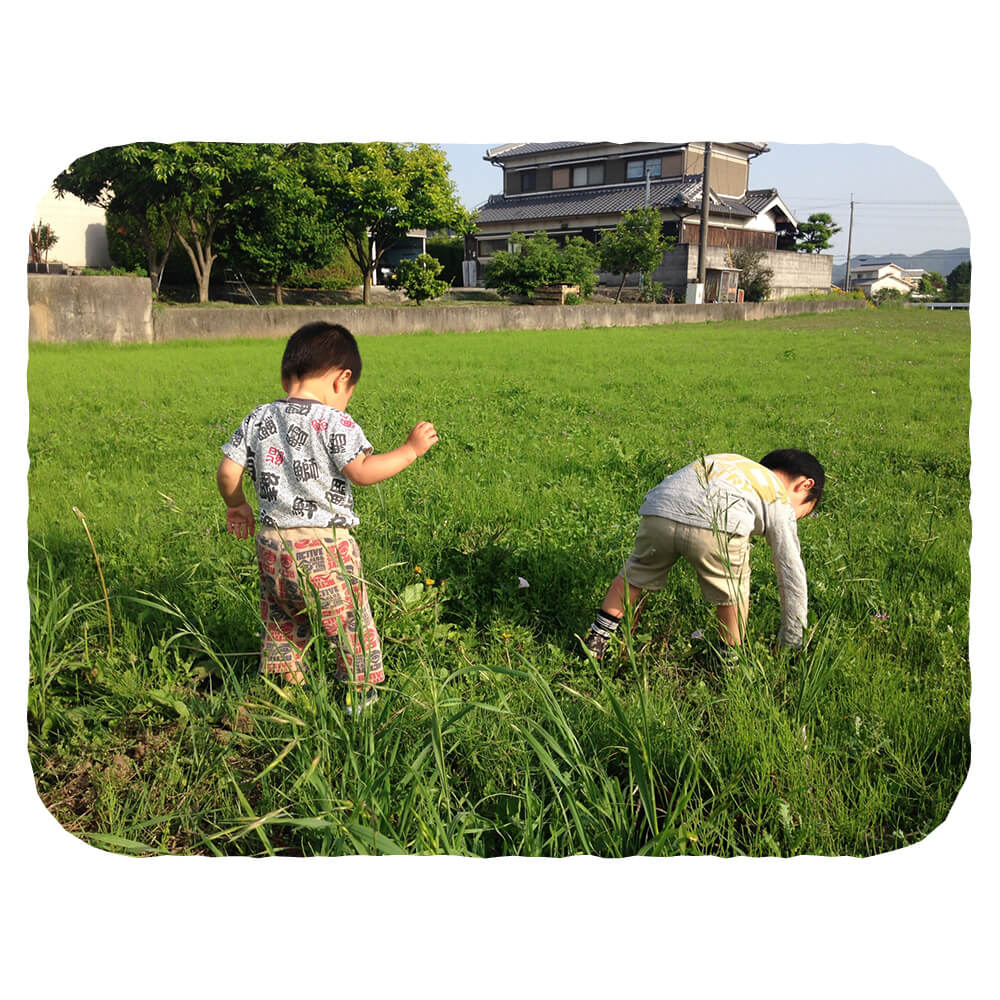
xmin=847 ymin=261 xmax=916 ymax=297
xmin=32 ymin=188 xmax=111 ymax=270
xmin=471 ymin=141 xmax=832 ymax=298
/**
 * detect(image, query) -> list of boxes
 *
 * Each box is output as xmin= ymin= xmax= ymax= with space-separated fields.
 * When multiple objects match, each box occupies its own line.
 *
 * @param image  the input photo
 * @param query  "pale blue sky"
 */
xmin=441 ymin=142 xmax=970 ymax=263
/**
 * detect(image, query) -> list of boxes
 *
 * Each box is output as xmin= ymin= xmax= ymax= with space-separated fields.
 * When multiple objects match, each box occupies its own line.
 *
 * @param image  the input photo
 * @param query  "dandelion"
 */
xmin=425 ymin=578 xmax=435 ymax=587
xmin=414 ymin=565 xmax=422 ymax=575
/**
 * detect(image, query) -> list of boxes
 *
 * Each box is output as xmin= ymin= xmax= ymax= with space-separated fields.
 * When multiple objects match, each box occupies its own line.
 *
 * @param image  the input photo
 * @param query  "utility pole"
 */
xmin=844 ymin=194 xmax=855 ymax=292
xmin=697 ymin=141 xmax=713 ymax=285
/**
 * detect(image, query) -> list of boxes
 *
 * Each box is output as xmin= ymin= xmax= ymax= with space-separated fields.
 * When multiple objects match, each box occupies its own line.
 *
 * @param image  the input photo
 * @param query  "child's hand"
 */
xmin=407 ymin=421 xmax=439 ymax=458
xmin=225 ymin=502 xmax=256 ymax=539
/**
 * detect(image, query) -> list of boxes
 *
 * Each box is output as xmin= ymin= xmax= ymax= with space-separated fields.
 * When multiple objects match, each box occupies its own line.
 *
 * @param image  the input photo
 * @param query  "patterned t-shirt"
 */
xmin=222 ymin=398 xmax=373 ymax=528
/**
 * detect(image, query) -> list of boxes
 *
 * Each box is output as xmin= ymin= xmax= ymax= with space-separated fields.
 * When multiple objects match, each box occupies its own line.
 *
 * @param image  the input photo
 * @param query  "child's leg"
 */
xmin=257 ymin=531 xmax=310 ymax=684
xmin=715 ymin=604 xmax=743 ymax=646
xmin=315 ymin=533 xmax=385 ymax=693
xmin=601 ymin=574 xmax=644 ymax=618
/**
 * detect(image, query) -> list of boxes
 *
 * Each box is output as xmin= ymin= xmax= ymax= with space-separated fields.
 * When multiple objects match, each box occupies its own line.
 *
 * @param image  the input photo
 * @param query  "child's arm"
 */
xmin=765 ymin=509 xmax=808 ymax=648
xmin=342 ymin=421 xmax=438 ymax=487
xmin=217 ymin=456 xmax=256 ymax=539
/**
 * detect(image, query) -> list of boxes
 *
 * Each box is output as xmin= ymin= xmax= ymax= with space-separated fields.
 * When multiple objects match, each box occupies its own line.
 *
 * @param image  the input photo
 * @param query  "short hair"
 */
xmin=281 ymin=322 xmax=362 ymax=386
xmin=759 ymin=449 xmax=826 ymax=506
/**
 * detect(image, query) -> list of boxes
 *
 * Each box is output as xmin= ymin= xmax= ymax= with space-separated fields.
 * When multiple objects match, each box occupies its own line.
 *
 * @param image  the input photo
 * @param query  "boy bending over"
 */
xmin=582 ymin=450 xmax=824 ymax=661
xmin=217 ymin=322 xmax=437 ymax=710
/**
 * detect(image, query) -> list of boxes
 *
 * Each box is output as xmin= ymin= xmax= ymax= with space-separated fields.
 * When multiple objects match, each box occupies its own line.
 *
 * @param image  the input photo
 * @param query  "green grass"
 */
xmin=26 ymin=308 xmax=971 ymax=856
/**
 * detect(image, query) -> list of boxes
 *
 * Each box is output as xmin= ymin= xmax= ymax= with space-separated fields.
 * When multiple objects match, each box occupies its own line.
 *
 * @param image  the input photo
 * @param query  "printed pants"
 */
xmin=256 ymin=526 xmax=384 ymax=685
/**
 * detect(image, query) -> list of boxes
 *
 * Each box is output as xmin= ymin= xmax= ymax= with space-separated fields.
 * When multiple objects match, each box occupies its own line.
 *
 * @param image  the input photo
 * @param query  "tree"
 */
xmin=310 ymin=143 xmax=463 ymax=305
xmin=598 ymin=206 xmax=672 ymax=303
xmin=53 ymin=145 xmax=176 ymax=292
xmin=394 ymin=253 xmax=449 ymax=305
xmin=946 ymin=260 xmax=971 ymax=302
xmin=223 ymin=144 xmax=342 ymax=305
xmin=482 ymin=232 xmax=598 ymax=299
xmin=795 ymin=213 xmax=841 ymax=253
xmin=28 ymin=221 xmax=58 ymax=267
xmin=917 ymin=270 xmax=946 ymax=297
xmin=730 ymin=247 xmax=774 ymax=301
xmin=54 ymin=142 xmax=278 ymax=302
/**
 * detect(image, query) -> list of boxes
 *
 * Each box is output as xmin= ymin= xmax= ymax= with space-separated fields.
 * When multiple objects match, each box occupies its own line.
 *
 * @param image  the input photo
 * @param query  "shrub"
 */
xmin=730 ymin=248 xmax=774 ymax=302
xmin=394 ymin=253 xmax=449 ymax=305
xmin=483 ymin=232 xmax=598 ymax=299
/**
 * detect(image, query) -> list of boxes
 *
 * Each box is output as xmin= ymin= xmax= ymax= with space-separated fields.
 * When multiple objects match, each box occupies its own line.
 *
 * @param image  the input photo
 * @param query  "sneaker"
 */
xmin=582 ymin=627 xmax=610 ymax=662
xmin=344 ymin=688 xmax=379 ymax=717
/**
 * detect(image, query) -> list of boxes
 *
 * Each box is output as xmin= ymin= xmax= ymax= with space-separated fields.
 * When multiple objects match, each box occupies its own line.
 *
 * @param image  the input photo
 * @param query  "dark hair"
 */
xmin=281 ymin=322 xmax=362 ymax=386
xmin=759 ymin=449 xmax=826 ymax=505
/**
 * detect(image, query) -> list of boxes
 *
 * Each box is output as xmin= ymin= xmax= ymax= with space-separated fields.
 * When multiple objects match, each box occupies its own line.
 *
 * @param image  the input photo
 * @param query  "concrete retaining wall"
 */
xmin=28 ymin=274 xmax=865 ymax=345
xmin=28 ymin=275 xmax=153 ymax=344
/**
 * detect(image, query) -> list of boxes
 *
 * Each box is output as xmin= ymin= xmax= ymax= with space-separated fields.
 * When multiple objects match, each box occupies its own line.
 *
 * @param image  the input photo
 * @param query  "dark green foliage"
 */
xmin=730 ymin=247 xmax=774 ymax=301
xmin=426 ymin=236 xmax=464 ymax=287
xmin=946 ymin=261 xmax=971 ymax=302
xmin=795 ymin=212 xmax=841 ymax=253
xmin=483 ymin=231 xmax=598 ymax=299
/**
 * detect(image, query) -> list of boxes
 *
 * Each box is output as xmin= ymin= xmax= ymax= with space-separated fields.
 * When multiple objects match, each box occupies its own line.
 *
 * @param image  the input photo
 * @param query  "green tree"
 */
xmin=872 ymin=287 xmax=906 ymax=307
xmin=53 ymin=145 xmax=175 ymax=292
xmin=394 ymin=253 xmax=449 ymax=305
xmin=223 ymin=144 xmax=342 ymax=305
xmin=598 ymin=206 xmax=672 ymax=303
xmin=946 ymin=260 xmax=971 ymax=302
xmin=310 ymin=143 xmax=462 ymax=305
xmin=917 ymin=270 xmax=946 ymax=297
xmin=55 ymin=142 xmax=282 ymax=302
xmin=795 ymin=213 xmax=841 ymax=253
xmin=730 ymin=247 xmax=774 ymax=301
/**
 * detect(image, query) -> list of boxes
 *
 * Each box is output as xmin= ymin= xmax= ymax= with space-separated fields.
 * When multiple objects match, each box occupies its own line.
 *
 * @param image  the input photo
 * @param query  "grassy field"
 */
xmin=26 ymin=307 xmax=971 ymax=857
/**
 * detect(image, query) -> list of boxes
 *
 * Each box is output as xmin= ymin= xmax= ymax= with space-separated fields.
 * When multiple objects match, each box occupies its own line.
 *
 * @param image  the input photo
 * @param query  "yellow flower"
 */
xmin=425 ymin=578 xmax=435 ymax=587
xmin=414 ymin=566 xmax=422 ymax=574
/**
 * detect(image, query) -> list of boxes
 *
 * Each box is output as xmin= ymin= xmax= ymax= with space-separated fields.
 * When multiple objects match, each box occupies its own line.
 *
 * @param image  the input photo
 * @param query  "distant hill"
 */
xmin=832 ymin=247 xmax=970 ymax=287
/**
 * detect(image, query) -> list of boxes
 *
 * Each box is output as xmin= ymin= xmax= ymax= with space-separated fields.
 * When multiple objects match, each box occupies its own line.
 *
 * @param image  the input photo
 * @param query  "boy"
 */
xmin=582 ymin=450 xmax=824 ymax=661
xmin=217 ymin=321 xmax=437 ymax=710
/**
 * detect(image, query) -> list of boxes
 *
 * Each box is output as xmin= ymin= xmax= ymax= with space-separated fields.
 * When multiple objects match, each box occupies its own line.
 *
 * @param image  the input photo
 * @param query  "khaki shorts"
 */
xmin=622 ymin=515 xmax=750 ymax=614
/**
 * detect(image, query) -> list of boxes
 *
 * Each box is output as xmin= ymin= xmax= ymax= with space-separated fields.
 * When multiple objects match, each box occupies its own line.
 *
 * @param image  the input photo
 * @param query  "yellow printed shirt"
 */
xmin=638 ymin=454 xmax=807 ymax=647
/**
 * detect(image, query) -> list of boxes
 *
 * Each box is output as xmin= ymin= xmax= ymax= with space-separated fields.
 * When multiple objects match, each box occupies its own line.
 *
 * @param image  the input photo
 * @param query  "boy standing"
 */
xmin=217 ymin=321 xmax=437 ymax=707
xmin=582 ymin=450 xmax=824 ymax=660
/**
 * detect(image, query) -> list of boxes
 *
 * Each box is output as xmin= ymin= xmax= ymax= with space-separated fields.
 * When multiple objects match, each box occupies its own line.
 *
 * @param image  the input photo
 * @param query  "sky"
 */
xmin=441 ymin=141 xmax=970 ymax=264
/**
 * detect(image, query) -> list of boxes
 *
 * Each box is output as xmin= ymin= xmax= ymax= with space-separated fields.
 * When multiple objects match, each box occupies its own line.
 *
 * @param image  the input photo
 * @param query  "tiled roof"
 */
xmin=476 ymin=176 xmax=757 ymax=225
xmin=484 ymin=142 xmax=597 ymax=161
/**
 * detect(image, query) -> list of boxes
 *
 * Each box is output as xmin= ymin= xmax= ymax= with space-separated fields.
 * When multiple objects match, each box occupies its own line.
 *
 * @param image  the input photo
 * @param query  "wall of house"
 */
xmin=32 ymin=189 xmax=112 ymax=269
xmin=638 ymin=245 xmax=832 ymax=299
xmin=28 ymin=274 xmax=862 ymax=345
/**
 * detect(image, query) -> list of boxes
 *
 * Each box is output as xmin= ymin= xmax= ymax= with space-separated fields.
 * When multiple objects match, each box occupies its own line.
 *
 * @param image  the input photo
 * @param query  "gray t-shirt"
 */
xmin=639 ymin=454 xmax=808 ymax=647
xmin=222 ymin=398 xmax=373 ymax=528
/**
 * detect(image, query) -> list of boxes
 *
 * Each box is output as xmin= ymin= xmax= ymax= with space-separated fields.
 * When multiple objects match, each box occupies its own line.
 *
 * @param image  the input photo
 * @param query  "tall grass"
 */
xmin=26 ymin=310 xmax=971 ymax=856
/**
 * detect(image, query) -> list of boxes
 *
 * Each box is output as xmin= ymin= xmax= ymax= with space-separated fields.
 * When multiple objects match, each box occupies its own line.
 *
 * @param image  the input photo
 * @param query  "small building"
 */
xmin=847 ymin=261 xmax=915 ymax=298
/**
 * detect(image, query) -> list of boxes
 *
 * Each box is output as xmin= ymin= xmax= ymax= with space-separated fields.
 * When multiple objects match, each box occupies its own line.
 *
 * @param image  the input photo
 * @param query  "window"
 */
xmin=626 ymin=157 xmax=662 ymax=180
xmin=520 ymin=170 xmax=536 ymax=193
xmin=572 ymin=163 xmax=604 ymax=187
xmin=552 ymin=167 xmax=570 ymax=189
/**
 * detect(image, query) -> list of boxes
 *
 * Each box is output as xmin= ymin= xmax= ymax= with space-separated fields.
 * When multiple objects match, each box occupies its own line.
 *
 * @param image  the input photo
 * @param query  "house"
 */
xmin=472 ymin=141 xmax=833 ymax=299
xmin=32 ymin=187 xmax=111 ymax=270
xmin=847 ymin=261 xmax=916 ymax=297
